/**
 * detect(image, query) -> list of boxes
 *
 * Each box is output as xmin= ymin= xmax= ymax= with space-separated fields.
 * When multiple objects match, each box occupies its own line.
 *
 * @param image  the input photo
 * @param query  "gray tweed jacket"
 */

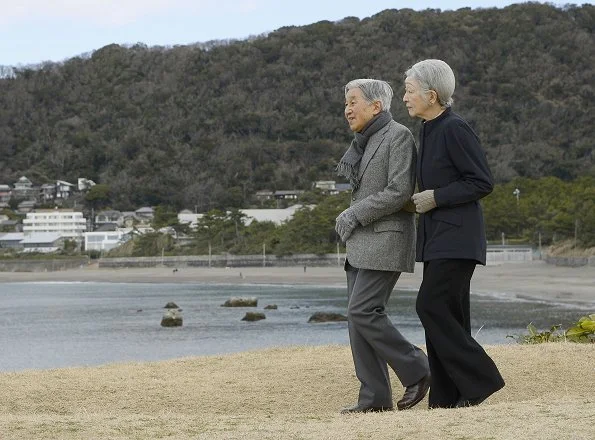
xmin=346 ymin=120 xmax=417 ymax=273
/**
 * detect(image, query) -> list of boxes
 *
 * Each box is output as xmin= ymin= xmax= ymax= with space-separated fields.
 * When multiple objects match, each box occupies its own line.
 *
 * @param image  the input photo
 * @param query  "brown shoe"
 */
xmin=396 ymin=374 xmax=431 ymax=410
xmin=340 ymin=403 xmax=394 ymax=414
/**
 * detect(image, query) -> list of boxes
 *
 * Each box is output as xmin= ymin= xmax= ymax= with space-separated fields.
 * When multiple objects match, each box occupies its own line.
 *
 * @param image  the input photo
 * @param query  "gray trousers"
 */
xmin=346 ymin=261 xmax=429 ymax=407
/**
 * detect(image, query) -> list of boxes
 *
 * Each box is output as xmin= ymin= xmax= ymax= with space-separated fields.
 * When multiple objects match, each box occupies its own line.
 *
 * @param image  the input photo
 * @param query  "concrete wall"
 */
xmin=98 ymin=254 xmax=346 ymax=268
xmin=486 ymin=246 xmax=533 ymax=263
xmin=0 ymin=257 xmax=90 ymax=272
xmin=544 ymin=255 xmax=595 ymax=267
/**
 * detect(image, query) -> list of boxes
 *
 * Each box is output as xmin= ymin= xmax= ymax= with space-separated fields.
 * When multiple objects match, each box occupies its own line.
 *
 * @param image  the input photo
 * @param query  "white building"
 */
xmin=240 ymin=205 xmax=305 ymax=226
xmin=21 ymin=233 xmax=63 ymax=253
xmin=178 ymin=210 xmax=203 ymax=229
xmin=84 ymin=229 xmax=132 ymax=252
xmin=23 ymin=209 xmax=87 ymax=241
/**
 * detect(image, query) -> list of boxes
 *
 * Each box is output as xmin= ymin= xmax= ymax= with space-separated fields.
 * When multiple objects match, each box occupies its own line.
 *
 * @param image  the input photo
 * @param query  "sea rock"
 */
xmin=241 ymin=312 xmax=266 ymax=322
xmin=164 ymin=302 xmax=179 ymax=309
xmin=221 ymin=297 xmax=258 ymax=307
xmin=264 ymin=304 xmax=278 ymax=310
xmin=308 ymin=312 xmax=348 ymax=323
xmin=161 ymin=309 xmax=183 ymax=327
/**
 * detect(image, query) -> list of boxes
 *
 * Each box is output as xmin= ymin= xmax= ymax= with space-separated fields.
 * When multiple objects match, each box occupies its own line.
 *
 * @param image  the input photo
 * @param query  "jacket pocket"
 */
xmin=373 ymin=220 xmax=402 ymax=232
xmin=431 ymin=210 xmax=462 ymax=226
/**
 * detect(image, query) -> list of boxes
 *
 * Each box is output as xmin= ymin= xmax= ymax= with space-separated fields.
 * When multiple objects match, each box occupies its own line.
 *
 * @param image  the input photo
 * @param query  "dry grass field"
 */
xmin=0 ymin=343 xmax=593 ymax=440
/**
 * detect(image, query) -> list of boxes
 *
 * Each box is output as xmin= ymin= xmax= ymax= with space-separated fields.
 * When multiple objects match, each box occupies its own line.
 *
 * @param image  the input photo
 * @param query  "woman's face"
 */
xmin=344 ymin=87 xmax=379 ymax=133
xmin=403 ymin=77 xmax=431 ymax=119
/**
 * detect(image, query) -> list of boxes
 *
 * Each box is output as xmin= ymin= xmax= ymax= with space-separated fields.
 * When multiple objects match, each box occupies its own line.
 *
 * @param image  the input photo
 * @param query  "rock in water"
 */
xmin=241 ymin=312 xmax=266 ymax=322
xmin=264 ymin=304 xmax=278 ymax=310
xmin=161 ymin=309 xmax=183 ymax=327
xmin=221 ymin=297 xmax=258 ymax=307
xmin=308 ymin=312 xmax=348 ymax=323
xmin=164 ymin=302 xmax=179 ymax=309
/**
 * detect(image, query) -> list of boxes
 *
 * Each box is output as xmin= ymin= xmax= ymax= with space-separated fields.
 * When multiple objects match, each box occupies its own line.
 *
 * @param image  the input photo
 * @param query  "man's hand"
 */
xmin=335 ymin=209 xmax=359 ymax=242
xmin=402 ymin=199 xmax=417 ymax=213
xmin=411 ymin=190 xmax=437 ymax=213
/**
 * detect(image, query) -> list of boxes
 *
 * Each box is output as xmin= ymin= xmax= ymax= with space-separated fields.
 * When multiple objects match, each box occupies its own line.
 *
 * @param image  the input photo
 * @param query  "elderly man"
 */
xmin=335 ymin=78 xmax=430 ymax=414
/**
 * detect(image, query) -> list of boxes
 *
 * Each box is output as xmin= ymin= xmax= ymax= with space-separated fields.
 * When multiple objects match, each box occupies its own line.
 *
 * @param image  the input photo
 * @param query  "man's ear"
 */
xmin=372 ymin=100 xmax=382 ymax=115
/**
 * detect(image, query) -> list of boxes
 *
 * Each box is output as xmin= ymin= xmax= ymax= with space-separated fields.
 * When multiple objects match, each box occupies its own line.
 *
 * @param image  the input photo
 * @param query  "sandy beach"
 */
xmin=0 ymin=260 xmax=593 ymax=305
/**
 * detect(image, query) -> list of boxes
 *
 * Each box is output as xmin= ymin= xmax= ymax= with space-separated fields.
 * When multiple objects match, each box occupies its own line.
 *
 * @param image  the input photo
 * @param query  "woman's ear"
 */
xmin=429 ymin=90 xmax=438 ymax=106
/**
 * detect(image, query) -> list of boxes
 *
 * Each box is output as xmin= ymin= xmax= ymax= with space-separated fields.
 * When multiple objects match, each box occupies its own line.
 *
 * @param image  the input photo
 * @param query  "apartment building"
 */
xmin=23 ymin=209 xmax=87 ymax=241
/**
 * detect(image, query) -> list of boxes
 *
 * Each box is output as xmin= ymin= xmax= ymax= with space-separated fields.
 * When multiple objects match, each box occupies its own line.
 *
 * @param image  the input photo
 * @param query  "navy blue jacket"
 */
xmin=416 ymin=108 xmax=493 ymax=264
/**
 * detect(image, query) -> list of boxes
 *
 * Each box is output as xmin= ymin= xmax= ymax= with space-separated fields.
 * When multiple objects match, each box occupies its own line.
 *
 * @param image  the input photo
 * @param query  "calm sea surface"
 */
xmin=0 ymin=282 xmax=591 ymax=371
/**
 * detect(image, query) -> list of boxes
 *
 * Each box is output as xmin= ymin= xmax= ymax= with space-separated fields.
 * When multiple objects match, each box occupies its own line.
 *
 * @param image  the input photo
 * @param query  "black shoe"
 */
xmin=396 ymin=374 xmax=431 ymax=410
xmin=340 ymin=403 xmax=394 ymax=414
xmin=455 ymin=394 xmax=490 ymax=408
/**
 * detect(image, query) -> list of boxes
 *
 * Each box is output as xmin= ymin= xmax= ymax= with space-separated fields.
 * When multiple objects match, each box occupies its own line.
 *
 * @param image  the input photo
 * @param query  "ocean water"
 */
xmin=0 ymin=282 xmax=591 ymax=372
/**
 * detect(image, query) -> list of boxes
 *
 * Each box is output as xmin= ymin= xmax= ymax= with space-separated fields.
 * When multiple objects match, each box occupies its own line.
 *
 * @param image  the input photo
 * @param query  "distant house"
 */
xmin=95 ymin=210 xmax=122 ymax=226
xmin=313 ymin=180 xmax=352 ymax=195
xmin=21 ymin=233 xmax=64 ymax=253
xmin=55 ymin=180 xmax=76 ymax=199
xmin=0 ymin=232 xmax=25 ymax=249
xmin=17 ymin=200 xmax=36 ymax=213
xmin=78 ymin=178 xmax=96 ymax=191
xmin=0 ymin=220 xmax=21 ymax=232
xmin=94 ymin=223 xmax=118 ymax=232
xmin=240 ymin=205 xmax=305 ymax=226
xmin=331 ymin=183 xmax=351 ymax=194
xmin=255 ymin=190 xmax=274 ymax=201
xmin=12 ymin=176 xmax=38 ymax=200
xmin=120 ymin=212 xmax=137 ymax=228
xmin=0 ymin=184 xmax=11 ymax=207
xmin=40 ymin=183 xmax=56 ymax=202
xmin=313 ymin=181 xmax=336 ymax=191
xmin=274 ymin=190 xmax=304 ymax=200
xmin=135 ymin=207 xmax=154 ymax=221
xmin=84 ymin=229 xmax=132 ymax=252
xmin=177 ymin=210 xmax=203 ymax=230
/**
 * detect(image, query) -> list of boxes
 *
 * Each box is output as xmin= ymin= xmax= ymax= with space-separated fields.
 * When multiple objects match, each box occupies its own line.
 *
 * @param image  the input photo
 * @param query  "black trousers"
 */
xmin=416 ymin=259 xmax=505 ymax=408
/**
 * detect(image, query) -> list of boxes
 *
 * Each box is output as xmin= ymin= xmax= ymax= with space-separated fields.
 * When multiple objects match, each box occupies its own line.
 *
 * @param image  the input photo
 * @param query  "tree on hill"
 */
xmin=0 ymin=4 xmax=592 ymax=212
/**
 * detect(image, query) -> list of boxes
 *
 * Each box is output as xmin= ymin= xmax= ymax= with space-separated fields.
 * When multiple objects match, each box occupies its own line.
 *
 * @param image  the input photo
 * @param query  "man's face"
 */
xmin=344 ymin=88 xmax=378 ymax=133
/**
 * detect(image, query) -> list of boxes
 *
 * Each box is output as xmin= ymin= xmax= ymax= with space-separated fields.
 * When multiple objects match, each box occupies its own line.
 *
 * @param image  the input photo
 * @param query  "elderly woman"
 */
xmin=403 ymin=59 xmax=505 ymax=408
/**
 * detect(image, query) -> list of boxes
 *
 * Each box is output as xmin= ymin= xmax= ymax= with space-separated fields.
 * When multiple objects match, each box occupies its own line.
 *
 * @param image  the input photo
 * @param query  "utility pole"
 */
xmin=538 ymin=231 xmax=542 ymax=259
xmin=262 ymin=242 xmax=266 ymax=267
xmin=513 ymin=188 xmax=520 ymax=205
xmin=574 ymin=219 xmax=579 ymax=253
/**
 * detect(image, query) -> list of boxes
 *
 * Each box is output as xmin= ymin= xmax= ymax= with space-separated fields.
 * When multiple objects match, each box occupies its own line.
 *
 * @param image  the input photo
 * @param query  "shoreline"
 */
xmin=0 ymin=260 xmax=594 ymax=305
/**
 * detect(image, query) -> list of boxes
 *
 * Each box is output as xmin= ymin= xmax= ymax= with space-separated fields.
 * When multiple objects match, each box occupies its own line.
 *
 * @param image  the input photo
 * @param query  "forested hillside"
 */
xmin=0 ymin=3 xmax=593 ymax=211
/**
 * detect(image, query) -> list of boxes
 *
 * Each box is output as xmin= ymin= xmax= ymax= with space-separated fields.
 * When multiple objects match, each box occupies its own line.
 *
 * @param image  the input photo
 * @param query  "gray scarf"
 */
xmin=336 ymin=111 xmax=392 ymax=191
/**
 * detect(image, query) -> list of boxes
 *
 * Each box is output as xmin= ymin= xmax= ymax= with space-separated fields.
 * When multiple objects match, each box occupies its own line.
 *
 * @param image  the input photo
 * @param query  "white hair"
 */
xmin=344 ymin=79 xmax=393 ymax=112
xmin=405 ymin=59 xmax=456 ymax=107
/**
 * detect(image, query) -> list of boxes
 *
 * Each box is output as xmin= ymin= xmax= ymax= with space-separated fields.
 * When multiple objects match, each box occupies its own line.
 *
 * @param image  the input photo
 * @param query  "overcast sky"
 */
xmin=0 ymin=0 xmax=588 ymax=66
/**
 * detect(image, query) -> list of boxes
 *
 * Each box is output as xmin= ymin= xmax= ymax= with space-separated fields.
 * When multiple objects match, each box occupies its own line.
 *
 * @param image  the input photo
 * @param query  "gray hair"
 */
xmin=405 ymin=59 xmax=456 ymax=107
xmin=344 ymin=79 xmax=393 ymax=112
